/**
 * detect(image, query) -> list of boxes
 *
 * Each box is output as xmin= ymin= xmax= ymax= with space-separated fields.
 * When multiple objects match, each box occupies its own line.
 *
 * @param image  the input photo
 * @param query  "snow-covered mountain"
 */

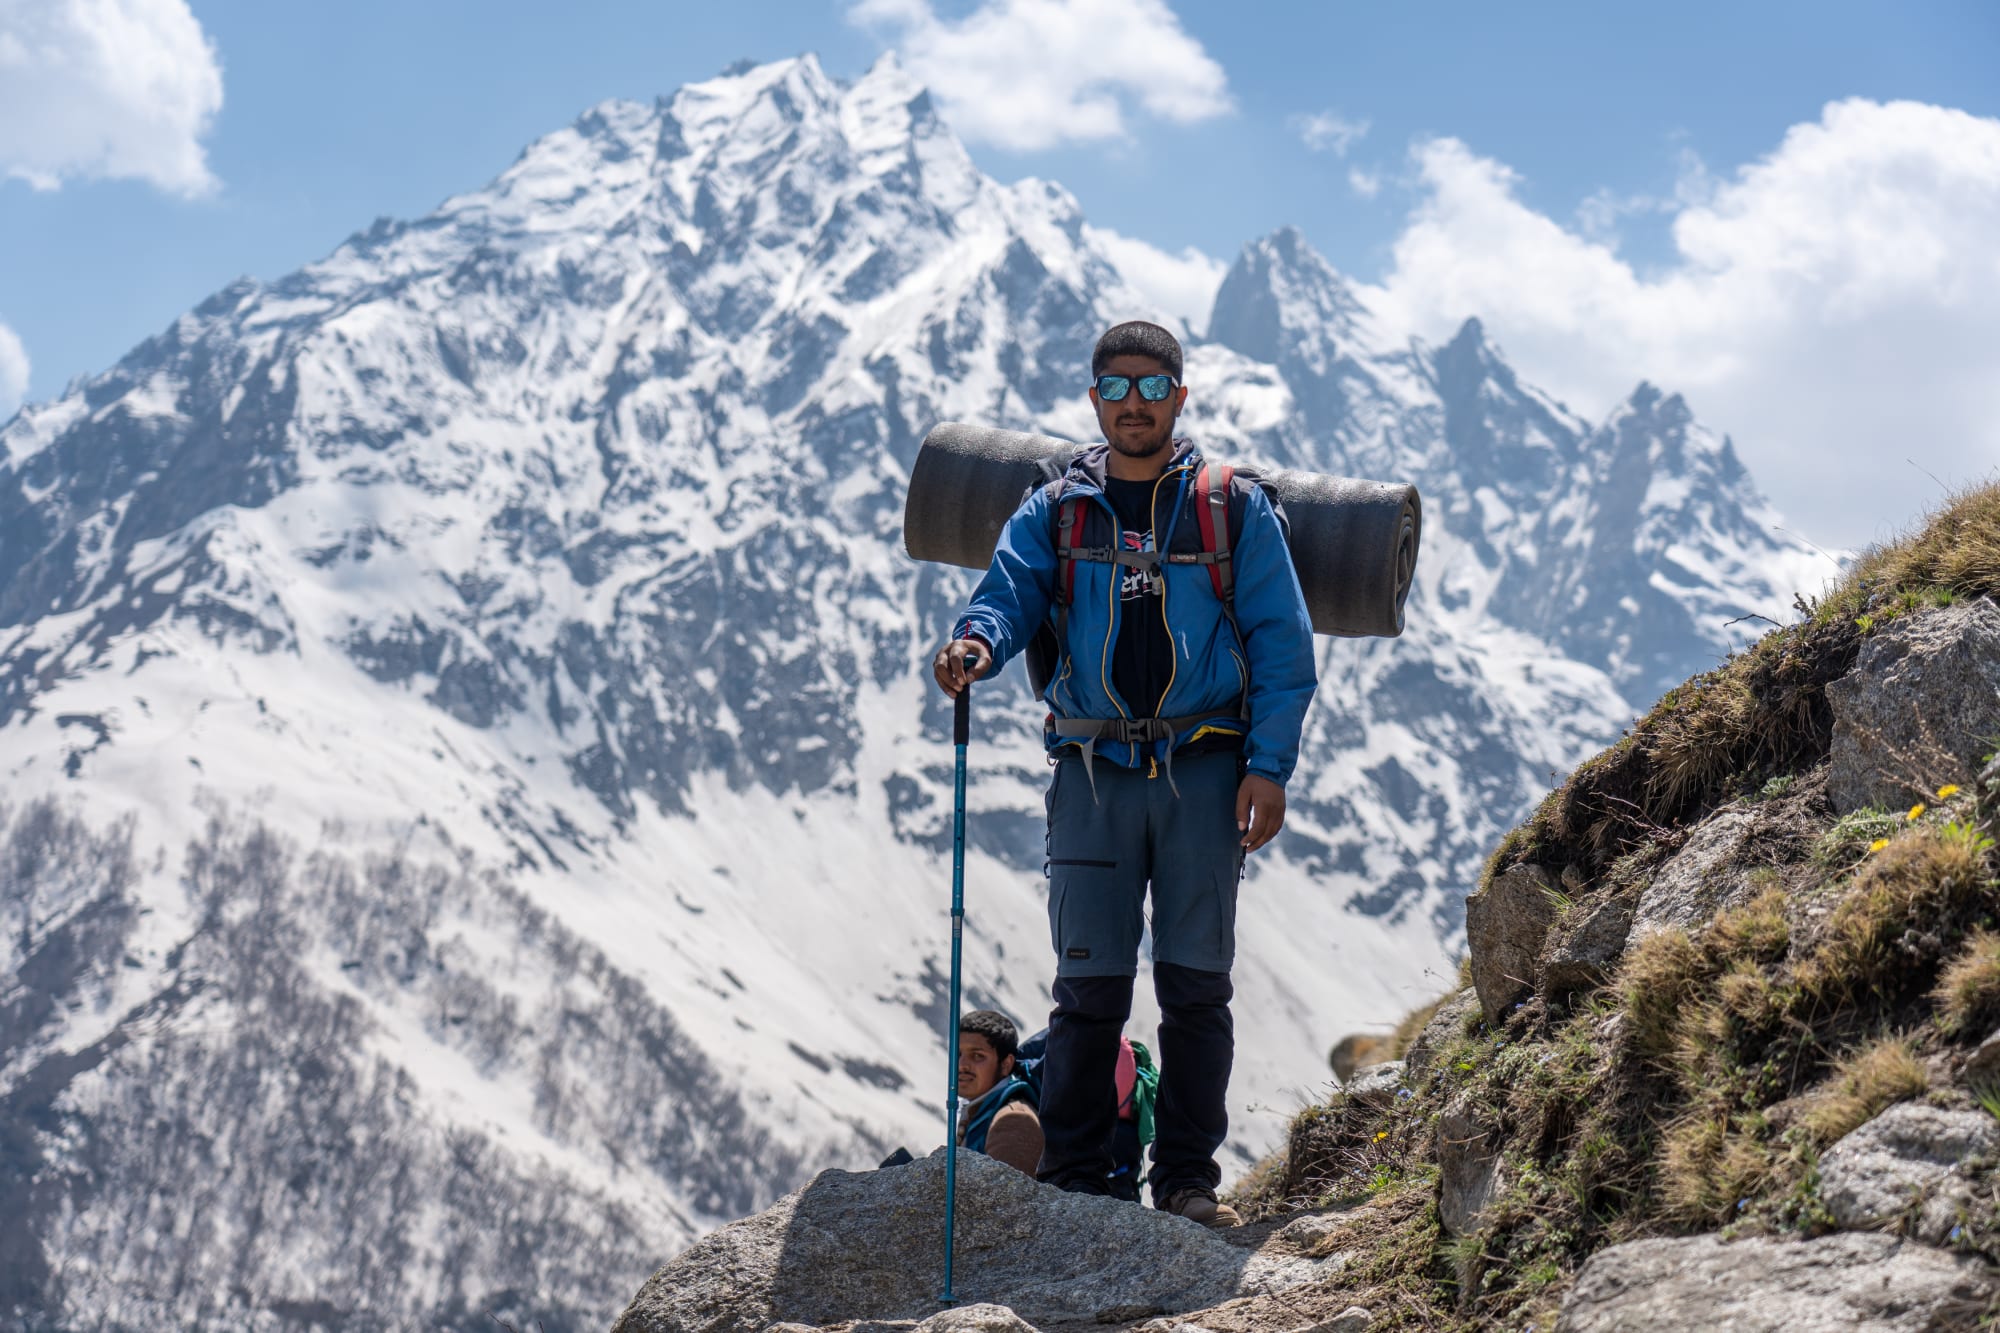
xmin=0 ymin=53 xmax=1823 ymax=1331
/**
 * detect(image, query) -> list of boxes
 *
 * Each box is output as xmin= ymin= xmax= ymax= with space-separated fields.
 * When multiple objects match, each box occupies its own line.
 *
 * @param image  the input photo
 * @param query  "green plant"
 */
xmin=1813 ymin=807 xmax=1902 ymax=870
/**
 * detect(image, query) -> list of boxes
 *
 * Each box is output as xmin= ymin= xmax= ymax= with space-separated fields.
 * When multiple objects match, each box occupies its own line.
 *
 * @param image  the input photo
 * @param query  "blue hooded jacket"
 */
xmin=955 ymin=440 xmax=1317 ymax=786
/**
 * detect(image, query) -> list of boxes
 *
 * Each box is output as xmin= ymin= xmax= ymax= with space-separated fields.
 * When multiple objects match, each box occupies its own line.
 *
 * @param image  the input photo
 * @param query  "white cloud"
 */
xmin=0 ymin=320 xmax=28 ymax=417
xmin=1292 ymin=110 xmax=1368 ymax=156
xmin=1083 ymin=223 xmax=1226 ymax=335
xmin=848 ymin=0 xmax=1230 ymax=152
xmin=1347 ymin=167 xmax=1382 ymax=199
xmin=0 ymin=0 xmax=224 ymax=196
xmin=1358 ymin=99 xmax=2000 ymax=551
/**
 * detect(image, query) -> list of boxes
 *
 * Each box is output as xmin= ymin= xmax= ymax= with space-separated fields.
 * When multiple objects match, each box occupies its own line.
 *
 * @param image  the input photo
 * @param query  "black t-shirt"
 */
xmin=1102 ymin=476 xmax=1175 ymax=717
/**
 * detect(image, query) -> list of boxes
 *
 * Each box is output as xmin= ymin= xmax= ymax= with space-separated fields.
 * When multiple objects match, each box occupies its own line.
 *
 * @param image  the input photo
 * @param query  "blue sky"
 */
xmin=1 ymin=0 xmax=1997 ymax=545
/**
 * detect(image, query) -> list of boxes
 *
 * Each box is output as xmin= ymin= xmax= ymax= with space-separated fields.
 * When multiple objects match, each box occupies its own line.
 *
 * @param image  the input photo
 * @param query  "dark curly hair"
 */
xmin=959 ymin=1009 xmax=1020 ymax=1063
xmin=1092 ymin=320 xmax=1183 ymax=381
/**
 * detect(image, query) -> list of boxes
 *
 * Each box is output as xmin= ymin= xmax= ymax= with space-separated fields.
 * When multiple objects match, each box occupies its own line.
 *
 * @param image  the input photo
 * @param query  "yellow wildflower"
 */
xmin=1868 ymin=838 xmax=1890 ymax=853
xmin=1938 ymin=785 xmax=1961 ymax=800
xmin=1374 ymin=1130 xmax=1389 ymax=1141
xmin=1909 ymin=803 xmax=1927 ymax=820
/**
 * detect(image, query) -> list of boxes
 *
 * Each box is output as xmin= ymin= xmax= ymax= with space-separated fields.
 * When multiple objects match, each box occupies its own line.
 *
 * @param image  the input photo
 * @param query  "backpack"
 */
xmin=1021 ymin=456 xmax=1282 ymax=700
xmin=1014 ymin=1029 xmax=1160 ymax=1149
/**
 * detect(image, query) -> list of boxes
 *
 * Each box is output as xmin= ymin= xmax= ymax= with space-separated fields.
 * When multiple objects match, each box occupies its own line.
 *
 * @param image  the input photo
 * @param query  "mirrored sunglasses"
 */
xmin=1094 ymin=373 xmax=1177 ymax=403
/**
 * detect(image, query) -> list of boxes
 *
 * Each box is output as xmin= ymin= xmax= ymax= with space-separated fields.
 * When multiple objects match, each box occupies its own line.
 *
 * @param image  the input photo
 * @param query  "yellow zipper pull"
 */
xmin=1148 ymin=756 xmax=1159 ymax=781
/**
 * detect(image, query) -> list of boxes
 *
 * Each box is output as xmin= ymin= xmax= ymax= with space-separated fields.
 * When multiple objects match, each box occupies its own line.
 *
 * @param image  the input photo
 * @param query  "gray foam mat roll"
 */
xmin=904 ymin=422 xmax=1419 ymax=638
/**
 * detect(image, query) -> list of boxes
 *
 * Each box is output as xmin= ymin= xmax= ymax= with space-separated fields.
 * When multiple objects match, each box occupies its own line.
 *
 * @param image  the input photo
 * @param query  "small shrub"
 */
xmin=1933 ymin=926 xmax=2000 ymax=1037
xmin=1799 ymin=1036 xmax=1928 ymax=1146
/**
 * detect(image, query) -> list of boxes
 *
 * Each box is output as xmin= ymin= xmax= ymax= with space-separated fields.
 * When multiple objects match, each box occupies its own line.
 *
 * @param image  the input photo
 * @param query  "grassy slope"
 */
xmin=1225 ymin=484 xmax=2000 ymax=1330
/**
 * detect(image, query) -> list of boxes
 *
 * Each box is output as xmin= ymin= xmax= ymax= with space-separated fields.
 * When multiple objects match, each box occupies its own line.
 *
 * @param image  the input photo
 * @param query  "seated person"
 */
xmin=958 ymin=1009 xmax=1043 ymax=1175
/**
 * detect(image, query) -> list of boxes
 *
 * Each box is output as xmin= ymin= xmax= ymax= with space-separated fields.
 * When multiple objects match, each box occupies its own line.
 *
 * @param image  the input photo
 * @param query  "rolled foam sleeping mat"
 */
xmin=903 ymin=422 xmax=1421 ymax=638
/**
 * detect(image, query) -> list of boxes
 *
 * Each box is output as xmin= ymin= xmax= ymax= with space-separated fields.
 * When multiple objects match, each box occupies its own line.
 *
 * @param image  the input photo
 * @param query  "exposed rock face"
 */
xmin=1819 ymin=1103 xmax=2000 ymax=1243
xmin=1436 ymin=1091 xmax=1504 ymax=1238
xmin=1555 ymin=1231 xmax=1997 ymax=1332
xmin=1630 ymin=806 xmax=1760 ymax=940
xmin=1539 ymin=888 xmax=1638 ymax=994
xmin=1827 ymin=599 xmax=2000 ymax=813
xmin=1404 ymin=989 xmax=1480 ymax=1088
xmin=1465 ymin=865 xmax=1557 ymax=1022
xmin=612 ymin=1151 xmax=1336 ymax=1333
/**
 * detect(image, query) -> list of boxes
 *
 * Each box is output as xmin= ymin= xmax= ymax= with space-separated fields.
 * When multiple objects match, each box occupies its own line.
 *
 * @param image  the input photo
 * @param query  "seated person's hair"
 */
xmin=959 ymin=1009 xmax=1020 ymax=1063
xmin=1092 ymin=321 xmax=1184 ymax=380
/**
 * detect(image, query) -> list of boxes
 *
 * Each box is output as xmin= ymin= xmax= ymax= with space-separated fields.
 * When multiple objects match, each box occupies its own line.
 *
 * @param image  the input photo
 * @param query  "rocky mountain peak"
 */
xmin=1208 ymin=224 xmax=1371 ymax=366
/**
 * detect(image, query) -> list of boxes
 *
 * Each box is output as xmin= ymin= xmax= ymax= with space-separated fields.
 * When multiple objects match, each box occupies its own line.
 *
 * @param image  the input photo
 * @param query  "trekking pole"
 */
xmin=940 ymin=647 xmax=979 ymax=1306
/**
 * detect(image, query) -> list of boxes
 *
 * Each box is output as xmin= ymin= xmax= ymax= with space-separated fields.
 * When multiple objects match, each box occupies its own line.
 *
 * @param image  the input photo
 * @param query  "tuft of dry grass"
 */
xmin=1646 ymin=675 xmax=1757 ymax=816
xmin=1715 ymin=959 xmax=1788 ymax=1031
xmin=1659 ymin=1107 xmax=1777 ymax=1226
xmin=1799 ymin=822 xmax=1998 ymax=1003
xmin=1799 ymin=1035 xmax=1928 ymax=1146
xmin=1708 ymin=887 xmax=1791 ymax=965
xmin=1617 ymin=928 xmax=1708 ymax=1056
xmin=1934 ymin=926 xmax=2000 ymax=1038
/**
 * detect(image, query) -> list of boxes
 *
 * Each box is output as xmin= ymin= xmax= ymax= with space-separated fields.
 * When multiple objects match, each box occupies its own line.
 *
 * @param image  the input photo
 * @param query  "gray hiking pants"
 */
xmin=1043 ymin=749 xmax=1245 ymax=977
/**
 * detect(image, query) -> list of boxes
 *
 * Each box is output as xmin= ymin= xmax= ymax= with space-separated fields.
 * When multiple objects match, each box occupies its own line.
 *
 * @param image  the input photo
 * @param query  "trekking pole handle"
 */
xmin=953 ymin=650 xmax=980 ymax=747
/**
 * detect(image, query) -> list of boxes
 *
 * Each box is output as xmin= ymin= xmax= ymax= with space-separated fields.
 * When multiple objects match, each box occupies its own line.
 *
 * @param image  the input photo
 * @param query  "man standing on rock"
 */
xmin=932 ymin=321 xmax=1317 ymax=1227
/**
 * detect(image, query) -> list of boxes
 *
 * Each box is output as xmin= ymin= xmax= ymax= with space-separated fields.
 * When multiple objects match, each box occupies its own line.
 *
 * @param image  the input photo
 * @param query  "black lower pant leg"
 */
xmin=1035 ymin=973 xmax=1134 ymax=1191
xmin=1147 ymin=961 xmax=1234 ymax=1199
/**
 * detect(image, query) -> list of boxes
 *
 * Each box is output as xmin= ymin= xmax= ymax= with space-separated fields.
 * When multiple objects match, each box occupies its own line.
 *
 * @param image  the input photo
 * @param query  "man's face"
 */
xmin=1091 ymin=353 xmax=1187 ymax=461
xmin=957 ymin=1032 xmax=1013 ymax=1100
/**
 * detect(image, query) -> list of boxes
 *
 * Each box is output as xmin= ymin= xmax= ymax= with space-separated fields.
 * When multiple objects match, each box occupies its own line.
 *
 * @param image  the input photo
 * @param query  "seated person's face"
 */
xmin=957 ymin=1032 xmax=1014 ymax=1100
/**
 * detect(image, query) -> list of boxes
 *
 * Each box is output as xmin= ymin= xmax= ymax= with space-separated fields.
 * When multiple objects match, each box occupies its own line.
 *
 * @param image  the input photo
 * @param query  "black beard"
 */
xmin=1110 ymin=426 xmax=1172 ymax=457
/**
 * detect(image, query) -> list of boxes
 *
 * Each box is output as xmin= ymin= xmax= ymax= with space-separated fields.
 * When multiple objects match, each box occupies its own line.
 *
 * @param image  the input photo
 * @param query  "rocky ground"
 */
xmin=614 ymin=486 xmax=2000 ymax=1331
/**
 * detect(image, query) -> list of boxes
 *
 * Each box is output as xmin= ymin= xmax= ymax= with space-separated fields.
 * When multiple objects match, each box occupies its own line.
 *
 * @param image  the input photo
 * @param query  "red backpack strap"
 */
xmin=1051 ymin=479 xmax=1081 ymax=647
xmin=1193 ymin=462 xmax=1235 ymax=607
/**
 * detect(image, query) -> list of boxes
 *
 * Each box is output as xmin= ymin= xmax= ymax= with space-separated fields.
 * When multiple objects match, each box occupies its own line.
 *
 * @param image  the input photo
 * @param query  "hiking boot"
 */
xmin=1158 ymin=1186 xmax=1241 ymax=1229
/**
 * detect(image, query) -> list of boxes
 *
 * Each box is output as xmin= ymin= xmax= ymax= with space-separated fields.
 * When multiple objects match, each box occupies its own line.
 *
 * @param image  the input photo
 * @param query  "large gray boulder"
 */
xmin=1629 ymin=806 xmax=1759 ymax=941
xmin=1555 ymin=1231 xmax=1998 ymax=1331
xmin=1539 ymin=888 xmax=1638 ymax=994
xmin=1819 ymin=1102 xmax=2000 ymax=1243
xmin=1465 ymin=864 xmax=1558 ymax=1022
xmin=1827 ymin=598 xmax=2000 ymax=814
xmin=611 ymin=1151 xmax=1335 ymax=1332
